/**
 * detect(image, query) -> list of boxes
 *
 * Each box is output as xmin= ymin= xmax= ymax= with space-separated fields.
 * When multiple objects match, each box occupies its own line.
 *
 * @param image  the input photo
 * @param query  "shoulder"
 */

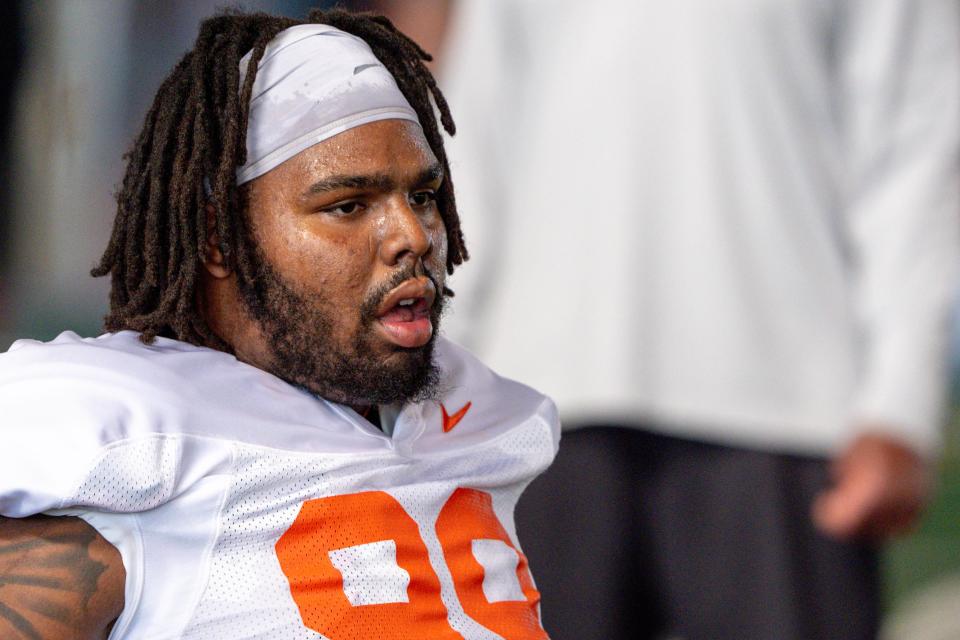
xmin=0 ymin=331 xmax=231 ymax=440
xmin=2 ymin=329 xmax=236 ymax=382
xmin=0 ymin=332 xmax=247 ymax=515
xmin=2 ymin=329 xmax=214 ymax=380
xmin=424 ymin=338 xmax=560 ymax=452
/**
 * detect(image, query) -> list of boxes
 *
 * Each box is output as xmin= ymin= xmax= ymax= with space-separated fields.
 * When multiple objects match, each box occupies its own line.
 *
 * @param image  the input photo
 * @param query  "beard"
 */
xmin=236 ymin=244 xmax=445 ymax=407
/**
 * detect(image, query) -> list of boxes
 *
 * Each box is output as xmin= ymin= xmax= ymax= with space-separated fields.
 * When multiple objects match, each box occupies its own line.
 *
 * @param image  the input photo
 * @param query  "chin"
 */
xmin=286 ymin=332 xmax=442 ymax=407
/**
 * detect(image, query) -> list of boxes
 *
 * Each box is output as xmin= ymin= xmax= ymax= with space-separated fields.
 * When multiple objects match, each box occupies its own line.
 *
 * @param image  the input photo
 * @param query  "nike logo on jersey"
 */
xmin=441 ymin=402 xmax=471 ymax=433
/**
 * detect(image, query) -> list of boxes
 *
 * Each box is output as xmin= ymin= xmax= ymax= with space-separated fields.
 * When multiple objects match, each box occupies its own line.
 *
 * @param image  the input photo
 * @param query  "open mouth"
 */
xmin=375 ymin=277 xmax=436 ymax=348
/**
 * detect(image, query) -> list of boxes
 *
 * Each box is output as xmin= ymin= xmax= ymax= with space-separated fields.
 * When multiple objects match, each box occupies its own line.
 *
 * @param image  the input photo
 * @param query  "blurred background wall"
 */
xmin=0 ymin=0 xmax=325 ymax=347
xmin=0 ymin=1 xmax=957 ymax=636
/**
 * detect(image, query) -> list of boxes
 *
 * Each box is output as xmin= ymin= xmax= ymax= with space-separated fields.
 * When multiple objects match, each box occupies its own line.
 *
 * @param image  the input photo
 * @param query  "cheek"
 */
xmin=431 ymin=222 xmax=448 ymax=268
xmin=434 ymin=232 xmax=448 ymax=268
xmin=426 ymin=225 xmax=449 ymax=292
xmin=276 ymin=228 xmax=372 ymax=294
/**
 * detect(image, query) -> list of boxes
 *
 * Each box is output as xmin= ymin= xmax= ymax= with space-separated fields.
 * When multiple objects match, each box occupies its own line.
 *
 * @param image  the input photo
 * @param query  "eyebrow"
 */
xmin=302 ymin=162 xmax=444 ymax=197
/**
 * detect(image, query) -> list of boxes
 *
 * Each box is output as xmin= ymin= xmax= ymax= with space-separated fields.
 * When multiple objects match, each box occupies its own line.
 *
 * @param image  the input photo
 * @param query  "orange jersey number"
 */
xmin=276 ymin=489 xmax=546 ymax=639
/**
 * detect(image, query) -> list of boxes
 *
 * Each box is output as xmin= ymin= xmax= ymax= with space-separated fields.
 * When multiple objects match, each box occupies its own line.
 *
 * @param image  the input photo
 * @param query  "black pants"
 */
xmin=516 ymin=427 xmax=880 ymax=640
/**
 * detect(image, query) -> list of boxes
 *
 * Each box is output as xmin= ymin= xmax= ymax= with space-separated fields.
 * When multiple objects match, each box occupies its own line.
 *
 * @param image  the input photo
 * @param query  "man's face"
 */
xmin=233 ymin=119 xmax=448 ymax=407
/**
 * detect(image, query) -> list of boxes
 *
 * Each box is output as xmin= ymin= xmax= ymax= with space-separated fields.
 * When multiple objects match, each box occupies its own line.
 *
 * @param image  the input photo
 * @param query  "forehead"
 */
xmin=271 ymin=119 xmax=438 ymax=187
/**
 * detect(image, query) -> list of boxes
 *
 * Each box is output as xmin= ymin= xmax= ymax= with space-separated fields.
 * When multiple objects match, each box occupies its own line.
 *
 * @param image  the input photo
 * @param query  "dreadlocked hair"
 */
xmin=92 ymin=8 xmax=466 ymax=347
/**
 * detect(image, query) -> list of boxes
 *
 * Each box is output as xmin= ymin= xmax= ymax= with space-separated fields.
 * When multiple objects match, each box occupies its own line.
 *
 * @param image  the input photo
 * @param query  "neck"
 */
xmin=199 ymin=272 xmax=275 ymax=369
xmin=357 ymin=404 xmax=382 ymax=431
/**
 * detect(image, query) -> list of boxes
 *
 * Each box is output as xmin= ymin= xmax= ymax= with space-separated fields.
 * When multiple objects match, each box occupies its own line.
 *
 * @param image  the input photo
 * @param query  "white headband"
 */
xmin=236 ymin=24 xmax=420 ymax=185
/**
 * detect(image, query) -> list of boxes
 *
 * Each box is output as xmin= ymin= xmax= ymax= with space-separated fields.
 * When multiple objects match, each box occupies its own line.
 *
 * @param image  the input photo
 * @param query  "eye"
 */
xmin=321 ymin=201 xmax=364 ymax=216
xmin=409 ymin=190 xmax=437 ymax=208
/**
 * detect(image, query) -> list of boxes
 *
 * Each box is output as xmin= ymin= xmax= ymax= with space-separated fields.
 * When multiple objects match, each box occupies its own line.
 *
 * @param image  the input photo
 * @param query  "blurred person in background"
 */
xmin=393 ymin=1 xmax=960 ymax=639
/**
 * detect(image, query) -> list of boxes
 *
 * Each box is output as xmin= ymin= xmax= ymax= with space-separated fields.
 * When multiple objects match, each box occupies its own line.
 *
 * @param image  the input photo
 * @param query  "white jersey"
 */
xmin=0 ymin=331 xmax=559 ymax=640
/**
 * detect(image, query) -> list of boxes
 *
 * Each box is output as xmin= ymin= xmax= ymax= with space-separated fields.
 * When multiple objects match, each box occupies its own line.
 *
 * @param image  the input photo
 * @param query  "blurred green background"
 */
xmin=885 ymin=413 xmax=960 ymax=607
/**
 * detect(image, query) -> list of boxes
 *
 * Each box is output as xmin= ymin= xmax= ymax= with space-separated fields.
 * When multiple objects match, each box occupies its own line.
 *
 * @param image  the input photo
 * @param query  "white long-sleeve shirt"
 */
xmin=440 ymin=0 xmax=960 ymax=456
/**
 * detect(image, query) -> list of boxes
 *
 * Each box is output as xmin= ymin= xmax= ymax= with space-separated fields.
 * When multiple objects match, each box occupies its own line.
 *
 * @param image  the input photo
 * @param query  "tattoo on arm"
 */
xmin=0 ymin=515 xmax=125 ymax=639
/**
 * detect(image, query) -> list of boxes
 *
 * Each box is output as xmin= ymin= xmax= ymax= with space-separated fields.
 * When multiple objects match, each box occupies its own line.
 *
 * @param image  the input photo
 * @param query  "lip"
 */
xmin=375 ymin=276 xmax=437 ymax=318
xmin=374 ymin=276 xmax=437 ymax=348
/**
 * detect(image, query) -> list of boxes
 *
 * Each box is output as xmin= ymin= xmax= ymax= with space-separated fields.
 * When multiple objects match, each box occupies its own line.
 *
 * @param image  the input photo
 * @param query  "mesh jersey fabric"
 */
xmin=0 ymin=331 xmax=559 ymax=639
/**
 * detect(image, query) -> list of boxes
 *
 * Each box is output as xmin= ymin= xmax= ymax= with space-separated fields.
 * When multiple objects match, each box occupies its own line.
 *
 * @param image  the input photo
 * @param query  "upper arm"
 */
xmin=0 ymin=515 xmax=125 ymax=640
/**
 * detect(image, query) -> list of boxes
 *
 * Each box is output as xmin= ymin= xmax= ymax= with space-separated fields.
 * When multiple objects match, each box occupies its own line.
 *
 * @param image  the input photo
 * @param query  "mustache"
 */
xmin=359 ymin=264 xmax=442 ymax=321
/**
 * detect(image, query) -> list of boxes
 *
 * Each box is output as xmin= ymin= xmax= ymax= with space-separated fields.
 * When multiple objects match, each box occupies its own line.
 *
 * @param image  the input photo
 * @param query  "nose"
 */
xmin=379 ymin=196 xmax=434 ymax=267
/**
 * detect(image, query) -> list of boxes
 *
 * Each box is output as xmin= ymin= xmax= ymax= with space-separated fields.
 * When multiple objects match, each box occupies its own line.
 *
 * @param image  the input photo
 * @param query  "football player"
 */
xmin=0 ymin=8 xmax=558 ymax=639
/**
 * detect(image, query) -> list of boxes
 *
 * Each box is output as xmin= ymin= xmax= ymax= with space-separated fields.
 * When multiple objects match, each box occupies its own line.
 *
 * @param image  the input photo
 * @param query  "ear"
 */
xmin=202 ymin=202 xmax=232 ymax=279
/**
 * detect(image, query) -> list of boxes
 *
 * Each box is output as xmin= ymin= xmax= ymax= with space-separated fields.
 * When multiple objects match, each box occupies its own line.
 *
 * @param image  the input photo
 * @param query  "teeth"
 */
xmin=398 ymin=298 xmax=416 ymax=307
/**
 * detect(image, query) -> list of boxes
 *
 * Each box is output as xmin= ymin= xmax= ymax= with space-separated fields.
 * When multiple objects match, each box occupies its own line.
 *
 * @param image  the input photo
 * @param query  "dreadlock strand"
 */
xmin=210 ymin=38 xmax=246 ymax=268
xmin=161 ymin=84 xmax=202 ymax=287
xmin=92 ymin=65 xmax=176 ymax=281
xmin=138 ymin=74 xmax=189 ymax=266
